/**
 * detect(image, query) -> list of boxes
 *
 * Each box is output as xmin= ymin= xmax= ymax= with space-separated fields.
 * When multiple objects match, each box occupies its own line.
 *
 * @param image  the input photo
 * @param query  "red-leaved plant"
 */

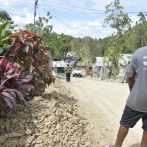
xmin=0 ymin=57 xmax=34 ymax=111
xmin=5 ymin=29 xmax=53 ymax=98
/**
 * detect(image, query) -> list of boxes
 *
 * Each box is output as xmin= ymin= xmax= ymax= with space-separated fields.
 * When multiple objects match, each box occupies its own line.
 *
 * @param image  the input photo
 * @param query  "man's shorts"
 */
xmin=120 ymin=105 xmax=147 ymax=131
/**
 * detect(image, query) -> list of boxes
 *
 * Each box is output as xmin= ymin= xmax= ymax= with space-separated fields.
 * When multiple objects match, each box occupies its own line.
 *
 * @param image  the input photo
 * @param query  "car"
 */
xmin=72 ymin=68 xmax=82 ymax=77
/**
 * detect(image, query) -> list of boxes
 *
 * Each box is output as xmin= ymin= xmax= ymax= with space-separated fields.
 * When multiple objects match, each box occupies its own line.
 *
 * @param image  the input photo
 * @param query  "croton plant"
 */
xmin=0 ymin=57 xmax=34 ymax=111
xmin=5 ymin=29 xmax=53 ymax=98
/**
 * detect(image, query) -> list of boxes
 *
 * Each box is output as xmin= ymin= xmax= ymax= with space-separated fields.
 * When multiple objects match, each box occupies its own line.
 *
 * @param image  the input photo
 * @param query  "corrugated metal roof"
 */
xmin=95 ymin=57 xmax=110 ymax=67
xmin=119 ymin=54 xmax=132 ymax=65
xmin=120 ymin=54 xmax=132 ymax=62
xmin=53 ymin=61 xmax=66 ymax=67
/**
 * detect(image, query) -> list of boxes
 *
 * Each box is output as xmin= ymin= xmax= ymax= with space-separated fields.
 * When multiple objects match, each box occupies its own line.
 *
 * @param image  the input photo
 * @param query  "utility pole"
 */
xmin=33 ymin=0 xmax=38 ymax=32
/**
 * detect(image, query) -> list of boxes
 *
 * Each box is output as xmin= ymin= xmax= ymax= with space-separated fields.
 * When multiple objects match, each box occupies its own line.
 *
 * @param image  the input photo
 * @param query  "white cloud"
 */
xmin=12 ymin=14 xmax=34 ymax=27
xmin=130 ymin=15 xmax=140 ymax=25
xmin=96 ymin=27 xmax=102 ymax=30
xmin=23 ymin=7 xmax=30 ymax=13
xmin=88 ymin=21 xmax=101 ymax=27
xmin=51 ymin=19 xmax=93 ymax=37
xmin=0 ymin=0 xmax=33 ymax=6
xmin=102 ymin=30 xmax=111 ymax=34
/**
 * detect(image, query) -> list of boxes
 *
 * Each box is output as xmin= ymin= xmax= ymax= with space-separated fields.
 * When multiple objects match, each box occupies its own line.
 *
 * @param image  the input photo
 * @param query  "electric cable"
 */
xmin=41 ymin=0 xmax=147 ymax=14
xmin=39 ymin=5 xmax=85 ymax=37
xmin=42 ymin=0 xmax=105 ymax=14
xmin=0 ymin=8 xmax=34 ymax=17
xmin=37 ymin=6 xmax=40 ymax=18
xmin=42 ymin=0 xmax=105 ymax=11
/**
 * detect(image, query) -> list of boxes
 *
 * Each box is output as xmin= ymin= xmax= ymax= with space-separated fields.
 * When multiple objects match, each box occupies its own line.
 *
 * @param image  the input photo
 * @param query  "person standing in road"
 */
xmin=121 ymin=61 xmax=130 ymax=83
xmin=65 ymin=64 xmax=72 ymax=82
xmin=102 ymin=46 xmax=147 ymax=147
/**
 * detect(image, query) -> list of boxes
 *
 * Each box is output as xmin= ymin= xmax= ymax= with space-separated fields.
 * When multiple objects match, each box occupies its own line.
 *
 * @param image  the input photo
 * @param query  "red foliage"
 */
xmin=0 ymin=57 xmax=34 ymax=111
xmin=6 ymin=29 xmax=53 ymax=97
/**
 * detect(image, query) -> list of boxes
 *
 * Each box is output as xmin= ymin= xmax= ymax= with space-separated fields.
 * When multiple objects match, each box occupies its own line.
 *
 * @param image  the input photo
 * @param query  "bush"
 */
xmin=0 ymin=57 xmax=34 ymax=111
xmin=6 ymin=29 xmax=53 ymax=98
xmin=0 ymin=18 xmax=17 ymax=55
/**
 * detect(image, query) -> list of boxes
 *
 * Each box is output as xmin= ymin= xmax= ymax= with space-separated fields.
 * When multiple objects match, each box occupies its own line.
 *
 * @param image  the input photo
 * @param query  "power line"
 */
xmin=42 ymin=0 xmax=105 ymax=14
xmin=39 ymin=6 xmax=85 ymax=37
xmin=37 ymin=6 xmax=40 ymax=18
xmin=0 ymin=0 xmax=33 ymax=5
xmin=42 ymin=0 xmax=105 ymax=11
xmin=125 ymin=12 xmax=147 ymax=14
xmin=42 ymin=0 xmax=147 ymax=15
xmin=0 ymin=8 xmax=34 ymax=17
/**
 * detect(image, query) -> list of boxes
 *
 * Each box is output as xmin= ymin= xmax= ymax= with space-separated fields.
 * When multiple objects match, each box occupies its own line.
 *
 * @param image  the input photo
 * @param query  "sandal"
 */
xmin=101 ymin=145 xmax=112 ymax=147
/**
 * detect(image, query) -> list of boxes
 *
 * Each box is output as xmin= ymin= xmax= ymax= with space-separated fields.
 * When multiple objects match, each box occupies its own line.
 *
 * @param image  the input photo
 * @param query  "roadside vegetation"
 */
xmin=1 ymin=0 xmax=147 ymax=111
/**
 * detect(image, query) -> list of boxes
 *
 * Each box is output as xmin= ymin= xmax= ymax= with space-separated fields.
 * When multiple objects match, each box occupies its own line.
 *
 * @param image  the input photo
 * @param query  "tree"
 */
xmin=137 ymin=12 xmax=146 ymax=24
xmin=57 ymin=33 xmax=73 ymax=59
xmin=0 ymin=18 xmax=17 ymax=54
xmin=26 ymin=12 xmax=53 ymax=49
xmin=122 ymin=12 xmax=147 ymax=53
xmin=70 ymin=36 xmax=101 ymax=67
xmin=26 ymin=13 xmax=74 ymax=60
xmin=0 ymin=11 xmax=13 ymax=23
xmin=104 ymin=0 xmax=131 ymax=78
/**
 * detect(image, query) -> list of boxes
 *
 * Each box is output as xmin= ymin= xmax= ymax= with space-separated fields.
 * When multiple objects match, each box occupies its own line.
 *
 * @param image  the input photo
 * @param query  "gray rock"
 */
xmin=26 ymin=135 xmax=35 ymax=144
xmin=6 ymin=121 xmax=11 ymax=132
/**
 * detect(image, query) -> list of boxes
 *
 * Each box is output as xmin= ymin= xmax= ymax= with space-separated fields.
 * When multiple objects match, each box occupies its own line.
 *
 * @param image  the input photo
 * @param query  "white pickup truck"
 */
xmin=72 ymin=68 xmax=82 ymax=77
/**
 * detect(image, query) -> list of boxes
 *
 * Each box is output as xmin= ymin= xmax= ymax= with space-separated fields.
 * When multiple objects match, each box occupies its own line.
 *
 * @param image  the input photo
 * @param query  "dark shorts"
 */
xmin=120 ymin=105 xmax=147 ymax=131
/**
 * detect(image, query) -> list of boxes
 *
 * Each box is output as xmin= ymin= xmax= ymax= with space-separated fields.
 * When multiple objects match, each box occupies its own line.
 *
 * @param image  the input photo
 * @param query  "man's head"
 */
xmin=67 ymin=64 xmax=69 ymax=66
xmin=128 ymin=61 xmax=130 ymax=64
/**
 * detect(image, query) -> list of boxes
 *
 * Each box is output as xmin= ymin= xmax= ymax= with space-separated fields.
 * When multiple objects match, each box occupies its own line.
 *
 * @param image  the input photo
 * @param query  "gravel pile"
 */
xmin=0 ymin=81 xmax=97 ymax=147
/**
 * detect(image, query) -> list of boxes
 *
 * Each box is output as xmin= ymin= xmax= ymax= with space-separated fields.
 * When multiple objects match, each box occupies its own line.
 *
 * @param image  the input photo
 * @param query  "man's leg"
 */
xmin=69 ymin=74 xmax=71 ymax=81
xmin=122 ymin=71 xmax=127 ymax=83
xmin=141 ymin=131 xmax=147 ymax=147
xmin=66 ymin=73 xmax=68 ymax=82
xmin=141 ymin=114 xmax=147 ymax=147
xmin=113 ymin=105 xmax=140 ymax=147
xmin=68 ymin=73 xmax=70 ymax=81
xmin=113 ymin=124 xmax=129 ymax=147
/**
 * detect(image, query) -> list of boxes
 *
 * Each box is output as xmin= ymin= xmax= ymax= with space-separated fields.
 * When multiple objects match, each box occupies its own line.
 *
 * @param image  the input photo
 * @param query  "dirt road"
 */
xmin=60 ymin=76 xmax=142 ymax=147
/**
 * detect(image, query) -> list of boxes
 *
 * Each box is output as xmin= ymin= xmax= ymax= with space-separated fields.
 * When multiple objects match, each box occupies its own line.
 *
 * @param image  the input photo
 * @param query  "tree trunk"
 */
xmin=112 ymin=63 xmax=116 ymax=79
xmin=73 ymin=57 xmax=82 ymax=68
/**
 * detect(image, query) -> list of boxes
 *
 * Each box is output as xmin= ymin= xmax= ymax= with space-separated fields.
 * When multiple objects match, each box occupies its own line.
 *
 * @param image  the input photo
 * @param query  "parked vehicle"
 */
xmin=72 ymin=68 xmax=82 ymax=77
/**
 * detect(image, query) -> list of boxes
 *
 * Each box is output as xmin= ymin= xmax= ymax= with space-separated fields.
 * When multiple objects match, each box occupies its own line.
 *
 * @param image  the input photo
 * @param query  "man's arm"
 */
xmin=128 ymin=73 xmax=136 ymax=92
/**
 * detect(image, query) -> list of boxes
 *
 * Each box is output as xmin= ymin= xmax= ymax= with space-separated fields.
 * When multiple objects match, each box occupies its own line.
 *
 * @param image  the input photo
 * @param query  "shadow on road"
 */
xmin=129 ymin=142 xmax=141 ymax=147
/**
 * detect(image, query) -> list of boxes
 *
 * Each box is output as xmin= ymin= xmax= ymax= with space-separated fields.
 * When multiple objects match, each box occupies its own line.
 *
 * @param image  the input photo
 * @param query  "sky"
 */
xmin=0 ymin=0 xmax=147 ymax=39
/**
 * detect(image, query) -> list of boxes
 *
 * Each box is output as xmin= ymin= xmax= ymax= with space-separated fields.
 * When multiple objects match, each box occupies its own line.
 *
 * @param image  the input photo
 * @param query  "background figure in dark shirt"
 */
xmin=65 ymin=64 xmax=72 ymax=82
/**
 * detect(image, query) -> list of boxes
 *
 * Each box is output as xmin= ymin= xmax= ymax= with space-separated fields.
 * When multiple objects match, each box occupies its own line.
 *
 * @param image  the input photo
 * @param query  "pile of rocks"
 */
xmin=0 ymin=82 xmax=96 ymax=147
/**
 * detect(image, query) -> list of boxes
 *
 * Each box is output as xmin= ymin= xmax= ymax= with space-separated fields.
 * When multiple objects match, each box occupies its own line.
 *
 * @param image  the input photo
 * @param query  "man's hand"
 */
xmin=128 ymin=73 xmax=135 ymax=92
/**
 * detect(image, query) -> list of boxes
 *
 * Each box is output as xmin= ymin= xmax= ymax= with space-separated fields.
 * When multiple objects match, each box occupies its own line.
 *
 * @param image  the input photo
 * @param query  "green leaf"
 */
xmin=0 ymin=37 xmax=10 ymax=47
xmin=0 ymin=47 xmax=4 ymax=54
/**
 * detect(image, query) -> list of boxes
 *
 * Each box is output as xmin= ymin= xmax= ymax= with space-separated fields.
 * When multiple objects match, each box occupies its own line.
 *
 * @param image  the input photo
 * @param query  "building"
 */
xmin=52 ymin=61 xmax=66 ymax=75
xmin=119 ymin=54 xmax=132 ymax=66
xmin=92 ymin=57 xmax=110 ymax=79
xmin=45 ymin=49 xmax=54 ymax=72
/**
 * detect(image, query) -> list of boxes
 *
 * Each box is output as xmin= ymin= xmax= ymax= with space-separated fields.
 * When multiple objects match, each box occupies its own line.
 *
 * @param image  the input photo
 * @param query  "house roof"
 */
xmin=119 ymin=54 xmax=132 ymax=65
xmin=94 ymin=57 xmax=110 ymax=67
xmin=53 ymin=61 xmax=66 ymax=67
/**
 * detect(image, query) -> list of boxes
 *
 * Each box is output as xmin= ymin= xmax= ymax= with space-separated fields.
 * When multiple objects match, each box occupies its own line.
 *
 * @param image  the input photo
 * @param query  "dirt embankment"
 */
xmin=0 ymin=77 xmax=97 ymax=147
